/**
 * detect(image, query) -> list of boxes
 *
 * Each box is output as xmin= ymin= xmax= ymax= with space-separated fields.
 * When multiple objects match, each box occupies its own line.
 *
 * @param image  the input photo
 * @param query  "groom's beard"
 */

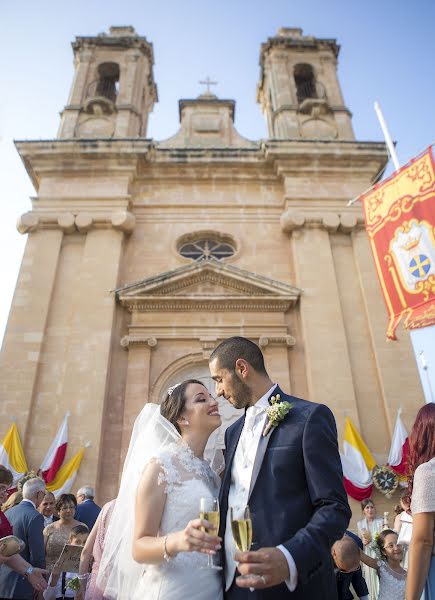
xmin=228 ymin=373 xmax=253 ymax=409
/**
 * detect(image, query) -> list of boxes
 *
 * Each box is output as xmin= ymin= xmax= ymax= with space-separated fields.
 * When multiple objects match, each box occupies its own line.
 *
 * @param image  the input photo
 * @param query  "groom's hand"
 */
xmin=235 ymin=548 xmax=290 ymax=589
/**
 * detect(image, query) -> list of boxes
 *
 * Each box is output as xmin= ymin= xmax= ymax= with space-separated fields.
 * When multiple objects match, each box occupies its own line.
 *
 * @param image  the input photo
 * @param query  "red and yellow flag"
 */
xmin=361 ymin=147 xmax=435 ymax=340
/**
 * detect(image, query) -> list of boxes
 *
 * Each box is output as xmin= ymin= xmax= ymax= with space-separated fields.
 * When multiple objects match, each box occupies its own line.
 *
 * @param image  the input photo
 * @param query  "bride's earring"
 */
xmin=183 ymin=417 xmax=190 ymax=425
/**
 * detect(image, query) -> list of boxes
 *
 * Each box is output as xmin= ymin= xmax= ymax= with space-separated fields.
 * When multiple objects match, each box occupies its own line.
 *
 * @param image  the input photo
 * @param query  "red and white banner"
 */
xmin=40 ymin=413 xmax=69 ymax=484
xmin=340 ymin=418 xmax=376 ymax=501
xmin=387 ymin=410 xmax=409 ymax=476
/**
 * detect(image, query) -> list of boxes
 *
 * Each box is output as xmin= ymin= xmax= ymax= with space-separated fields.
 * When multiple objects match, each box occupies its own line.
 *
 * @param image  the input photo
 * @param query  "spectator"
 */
xmin=75 ymin=487 xmax=101 ymax=532
xmin=332 ymin=535 xmax=369 ymax=600
xmin=357 ymin=498 xmax=384 ymax=599
xmin=0 ymin=477 xmax=47 ymax=599
xmin=394 ymin=490 xmax=412 ymax=568
xmin=44 ymin=494 xmax=83 ymax=571
xmin=38 ymin=492 xmax=57 ymax=527
xmin=406 ymin=403 xmax=435 ymax=600
xmin=43 ymin=524 xmax=89 ymax=600
xmin=1 ymin=492 xmax=22 ymax=514
xmin=0 ymin=466 xmax=13 ymax=539
xmin=76 ymin=499 xmax=115 ymax=600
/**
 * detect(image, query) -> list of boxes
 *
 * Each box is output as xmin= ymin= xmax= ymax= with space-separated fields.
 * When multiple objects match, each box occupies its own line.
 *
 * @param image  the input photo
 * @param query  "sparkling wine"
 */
xmin=199 ymin=510 xmax=220 ymax=533
xmin=231 ymin=517 xmax=253 ymax=552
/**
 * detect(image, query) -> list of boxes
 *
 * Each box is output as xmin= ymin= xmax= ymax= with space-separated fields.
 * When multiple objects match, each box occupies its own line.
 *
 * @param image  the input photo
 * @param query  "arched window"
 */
xmin=94 ymin=62 xmax=120 ymax=103
xmin=179 ymin=238 xmax=235 ymax=261
xmin=294 ymin=64 xmax=317 ymax=104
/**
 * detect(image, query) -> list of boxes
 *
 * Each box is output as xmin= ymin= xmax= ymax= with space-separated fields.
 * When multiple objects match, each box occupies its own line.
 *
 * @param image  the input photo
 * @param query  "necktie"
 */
xmin=241 ymin=405 xmax=264 ymax=458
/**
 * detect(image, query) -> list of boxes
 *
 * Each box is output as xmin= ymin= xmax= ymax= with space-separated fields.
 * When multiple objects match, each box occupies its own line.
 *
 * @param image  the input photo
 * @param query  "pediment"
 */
xmin=115 ymin=258 xmax=301 ymax=312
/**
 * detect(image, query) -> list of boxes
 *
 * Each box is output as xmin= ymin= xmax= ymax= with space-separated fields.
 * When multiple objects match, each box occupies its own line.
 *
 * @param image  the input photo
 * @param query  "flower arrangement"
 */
xmin=263 ymin=394 xmax=293 ymax=437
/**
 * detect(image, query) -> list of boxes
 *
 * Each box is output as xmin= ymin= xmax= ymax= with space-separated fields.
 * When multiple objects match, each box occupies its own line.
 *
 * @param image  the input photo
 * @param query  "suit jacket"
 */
xmin=0 ymin=500 xmax=45 ymax=599
xmin=219 ymin=387 xmax=351 ymax=600
xmin=74 ymin=499 xmax=101 ymax=531
xmin=335 ymin=567 xmax=369 ymax=600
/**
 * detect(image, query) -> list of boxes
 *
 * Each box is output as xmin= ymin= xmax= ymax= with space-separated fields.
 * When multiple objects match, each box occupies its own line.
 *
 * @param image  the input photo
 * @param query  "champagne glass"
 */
xmin=231 ymin=506 xmax=253 ymax=581
xmin=199 ymin=496 xmax=222 ymax=570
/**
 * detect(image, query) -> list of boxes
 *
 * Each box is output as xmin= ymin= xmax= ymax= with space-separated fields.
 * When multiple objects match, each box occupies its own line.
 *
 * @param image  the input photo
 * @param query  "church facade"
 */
xmin=0 ymin=26 xmax=424 ymax=515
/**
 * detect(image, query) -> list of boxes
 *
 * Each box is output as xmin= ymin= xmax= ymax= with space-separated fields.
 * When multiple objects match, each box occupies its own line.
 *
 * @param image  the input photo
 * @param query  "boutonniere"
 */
xmin=263 ymin=394 xmax=293 ymax=437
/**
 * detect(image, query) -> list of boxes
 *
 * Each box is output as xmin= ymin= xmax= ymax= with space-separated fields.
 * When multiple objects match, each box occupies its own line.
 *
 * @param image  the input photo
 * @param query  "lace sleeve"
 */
xmin=154 ymin=446 xmax=181 ymax=495
xmin=411 ymin=460 xmax=435 ymax=514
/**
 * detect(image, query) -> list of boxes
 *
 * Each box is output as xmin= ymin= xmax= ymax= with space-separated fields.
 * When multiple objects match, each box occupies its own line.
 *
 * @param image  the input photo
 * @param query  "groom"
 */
xmin=209 ymin=337 xmax=351 ymax=599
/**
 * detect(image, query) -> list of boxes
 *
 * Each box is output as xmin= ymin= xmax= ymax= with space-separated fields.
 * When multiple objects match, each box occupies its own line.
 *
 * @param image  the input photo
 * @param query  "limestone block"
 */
xmin=340 ymin=213 xmax=358 ymax=233
xmin=57 ymin=213 xmax=76 ymax=233
xmin=280 ymin=210 xmax=305 ymax=232
xmin=75 ymin=213 xmax=94 ymax=233
xmin=322 ymin=213 xmax=340 ymax=232
xmin=111 ymin=211 xmax=135 ymax=233
xmin=17 ymin=212 xmax=39 ymax=234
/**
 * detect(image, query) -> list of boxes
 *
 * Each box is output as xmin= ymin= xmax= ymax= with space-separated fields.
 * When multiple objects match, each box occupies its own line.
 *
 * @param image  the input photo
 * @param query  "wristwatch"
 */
xmin=24 ymin=566 xmax=34 ymax=578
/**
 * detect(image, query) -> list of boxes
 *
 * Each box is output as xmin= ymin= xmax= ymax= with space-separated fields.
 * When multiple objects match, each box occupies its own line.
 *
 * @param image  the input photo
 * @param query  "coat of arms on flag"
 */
xmin=360 ymin=147 xmax=435 ymax=339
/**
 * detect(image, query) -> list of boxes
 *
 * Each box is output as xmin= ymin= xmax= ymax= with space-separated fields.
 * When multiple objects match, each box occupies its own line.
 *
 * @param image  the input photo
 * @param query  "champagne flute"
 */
xmin=199 ymin=496 xmax=222 ymax=570
xmin=231 ymin=505 xmax=255 ymax=586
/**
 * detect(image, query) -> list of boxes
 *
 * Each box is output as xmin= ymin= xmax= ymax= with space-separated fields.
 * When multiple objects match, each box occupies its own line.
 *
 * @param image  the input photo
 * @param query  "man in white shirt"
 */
xmin=209 ymin=336 xmax=351 ymax=599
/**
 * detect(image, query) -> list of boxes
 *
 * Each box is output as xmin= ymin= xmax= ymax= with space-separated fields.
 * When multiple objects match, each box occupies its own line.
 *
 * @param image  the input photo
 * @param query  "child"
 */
xmin=360 ymin=528 xmax=407 ymax=600
xmin=44 ymin=524 xmax=89 ymax=600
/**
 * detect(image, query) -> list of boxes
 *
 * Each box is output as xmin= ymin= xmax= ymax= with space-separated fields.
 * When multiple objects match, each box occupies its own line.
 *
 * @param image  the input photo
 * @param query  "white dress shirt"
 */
xmin=43 ymin=514 xmax=54 ymax=527
xmin=224 ymin=384 xmax=298 ymax=591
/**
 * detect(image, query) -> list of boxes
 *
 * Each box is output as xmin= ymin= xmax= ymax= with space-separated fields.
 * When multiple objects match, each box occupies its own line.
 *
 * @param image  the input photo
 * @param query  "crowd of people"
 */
xmin=0 ymin=479 xmax=105 ymax=599
xmin=0 ymin=336 xmax=433 ymax=600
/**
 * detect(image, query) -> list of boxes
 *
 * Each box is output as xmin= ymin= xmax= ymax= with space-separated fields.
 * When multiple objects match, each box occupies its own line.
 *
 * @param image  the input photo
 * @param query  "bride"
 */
xmin=97 ymin=379 xmax=224 ymax=600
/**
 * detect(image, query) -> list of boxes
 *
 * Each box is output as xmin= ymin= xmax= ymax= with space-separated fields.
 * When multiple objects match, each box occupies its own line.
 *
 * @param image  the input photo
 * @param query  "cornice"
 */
xmin=14 ymin=138 xmax=388 ymax=193
xmin=119 ymin=299 xmax=294 ymax=312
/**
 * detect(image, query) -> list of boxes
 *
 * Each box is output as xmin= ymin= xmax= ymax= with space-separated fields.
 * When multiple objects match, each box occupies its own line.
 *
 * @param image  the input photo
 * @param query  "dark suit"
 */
xmin=0 ymin=500 xmax=45 ymax=599
xmin=335 ymin=531 xmax=369 ymax=600
xmin=335 ymin=567 xmax=369 ymax=600
xmin=220 ymin=387 xmax=351 ymax=600
xmin=74 ymin=499 xmax=101 ymax=531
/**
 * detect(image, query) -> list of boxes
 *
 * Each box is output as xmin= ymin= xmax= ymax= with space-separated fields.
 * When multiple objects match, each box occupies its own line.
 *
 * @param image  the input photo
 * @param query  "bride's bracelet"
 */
xmin=163 ymin=534 xmax=172 ymax=562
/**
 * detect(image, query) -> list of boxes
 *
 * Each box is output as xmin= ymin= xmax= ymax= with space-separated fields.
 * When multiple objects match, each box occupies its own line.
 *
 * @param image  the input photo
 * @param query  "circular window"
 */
xmin=179 ymin=238 xmax=235 ymax=261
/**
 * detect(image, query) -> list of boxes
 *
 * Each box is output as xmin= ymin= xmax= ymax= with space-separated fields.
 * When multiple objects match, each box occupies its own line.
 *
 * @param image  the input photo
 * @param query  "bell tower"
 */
xmin=257 ymin=27 xmax=354 ymax=140
xmin=58 ymin=26 xmax=157 ymax=139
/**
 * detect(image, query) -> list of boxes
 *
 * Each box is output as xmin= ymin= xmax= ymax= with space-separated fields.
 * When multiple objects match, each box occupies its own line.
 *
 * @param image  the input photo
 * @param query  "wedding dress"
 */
xmin=98 ymin=403 xmax=223 ymax=600
xmin=132 ymin=442 xmax=223 ymax=599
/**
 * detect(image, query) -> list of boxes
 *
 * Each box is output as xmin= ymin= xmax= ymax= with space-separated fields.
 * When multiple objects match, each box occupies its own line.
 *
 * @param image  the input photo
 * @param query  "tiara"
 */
xmin=167 ymin=383 xmax=181 ymax=396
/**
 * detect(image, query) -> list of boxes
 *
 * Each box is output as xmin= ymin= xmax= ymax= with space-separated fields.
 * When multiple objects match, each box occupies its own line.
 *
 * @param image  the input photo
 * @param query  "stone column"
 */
xmin=259 ymin=336 xmax=294 ymax=393
xmin=0 ymin=229 xmax=63 ymax=439
xmin=59 ymin=227 xmax=125 ymax=486
xmin=120 ymin=337 xmax=157 ymax=463
xmin=286 ymin=220 xmax=360 ymax=436
xmin=114 ymin=52 xmax=142 ymax=137
xmin=58 ymin=51 xmax=92 ymax=138
xmin=352 ymin=228 xmax=425 ymax=433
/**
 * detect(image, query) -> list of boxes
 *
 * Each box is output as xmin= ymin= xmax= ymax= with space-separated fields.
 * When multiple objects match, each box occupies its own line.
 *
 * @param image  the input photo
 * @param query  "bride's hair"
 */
xmin=160 ymin=379 xmax=205 ymax=434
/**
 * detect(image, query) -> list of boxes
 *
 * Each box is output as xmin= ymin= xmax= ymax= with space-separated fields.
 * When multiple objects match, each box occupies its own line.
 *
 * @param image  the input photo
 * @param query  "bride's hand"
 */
xmin=167 ymin=519 xmax=222 ymax=556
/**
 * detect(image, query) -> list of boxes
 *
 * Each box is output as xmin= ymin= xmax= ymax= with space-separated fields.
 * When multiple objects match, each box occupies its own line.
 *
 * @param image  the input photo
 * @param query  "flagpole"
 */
xmin=347 ymin=102 xmax=400 ymax=207
xmin=374 ymin=101 xmax=400 ymax=171
xmin=419 ymin=351 xmax=435 ymax=403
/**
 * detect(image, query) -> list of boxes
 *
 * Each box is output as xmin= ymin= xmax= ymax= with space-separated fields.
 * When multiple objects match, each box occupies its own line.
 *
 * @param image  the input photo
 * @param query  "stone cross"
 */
xmin=199 ymin=76 xmax=218 ymax=94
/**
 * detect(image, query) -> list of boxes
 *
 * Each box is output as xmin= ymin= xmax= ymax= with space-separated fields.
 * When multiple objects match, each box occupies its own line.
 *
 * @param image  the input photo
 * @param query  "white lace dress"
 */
xmin=133 ymin=442 xmax=223 ymax=600
xmin=377 ymin=560 xmax=406 ymax=600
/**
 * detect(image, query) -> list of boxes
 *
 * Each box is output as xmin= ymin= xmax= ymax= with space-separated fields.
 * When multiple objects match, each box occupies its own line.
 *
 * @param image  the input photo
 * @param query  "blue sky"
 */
xmin=1 ymin=0 xmax=434 ymax=395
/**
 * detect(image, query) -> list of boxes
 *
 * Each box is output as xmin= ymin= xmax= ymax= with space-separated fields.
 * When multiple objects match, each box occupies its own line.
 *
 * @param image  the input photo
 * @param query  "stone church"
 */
xmin=0 ymin=26 xmax=424 ymax=515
